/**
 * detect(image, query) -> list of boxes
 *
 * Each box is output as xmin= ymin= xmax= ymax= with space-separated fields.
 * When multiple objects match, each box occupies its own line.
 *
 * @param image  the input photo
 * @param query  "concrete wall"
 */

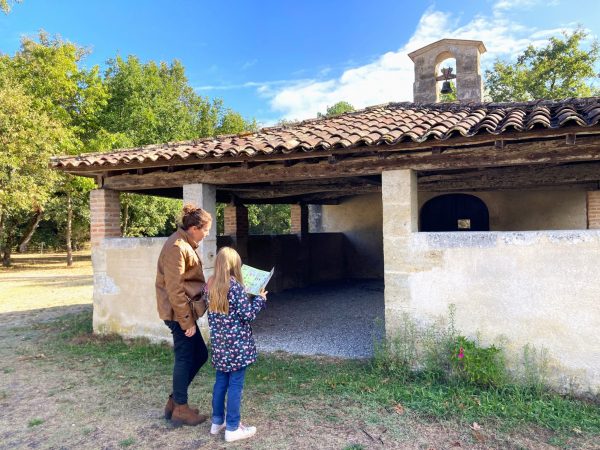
xmin=420 ymin=190 xmax=587 ymax=230
xmin=384 ymin=170 xmax=600 ymax=394
xmin=92 ymin=237 xmax=175 ymax=343
xmin=317 ymin=194 xmax=384 ymax=279
xmin=92 ymin=232 xmax=350 ymax=343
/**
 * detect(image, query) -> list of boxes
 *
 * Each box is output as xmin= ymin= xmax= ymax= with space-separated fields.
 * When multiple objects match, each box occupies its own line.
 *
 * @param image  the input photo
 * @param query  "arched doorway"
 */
xmin=420 ymin=194 xmax=489 ymax=231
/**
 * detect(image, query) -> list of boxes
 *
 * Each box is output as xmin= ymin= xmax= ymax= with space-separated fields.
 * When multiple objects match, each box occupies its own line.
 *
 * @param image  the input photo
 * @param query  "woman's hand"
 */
xmin=185 ymin=325 xmax=197 ymax=337
xmin=259 ymin=288 xmax=268 ymax=300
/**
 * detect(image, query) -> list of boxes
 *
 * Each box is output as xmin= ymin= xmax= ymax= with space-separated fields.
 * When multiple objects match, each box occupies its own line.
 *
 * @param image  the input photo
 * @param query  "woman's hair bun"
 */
xmin=182 ymin=203 xmax=197 ymax=215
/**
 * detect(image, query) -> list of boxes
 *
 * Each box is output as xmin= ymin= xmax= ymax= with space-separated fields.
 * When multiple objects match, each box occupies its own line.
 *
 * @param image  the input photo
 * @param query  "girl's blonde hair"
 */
xmin=208 ymin=247 xmax=244 ymax=314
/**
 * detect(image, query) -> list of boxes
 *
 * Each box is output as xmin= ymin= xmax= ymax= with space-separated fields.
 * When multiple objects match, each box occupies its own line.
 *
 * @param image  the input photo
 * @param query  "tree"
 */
xmin=486 ymin=28 xmax=600 ymax=102
xmin=2 ymin=33 xmax=109 ymax=265
xmin=317 ymin=101 xmax=355 ymax=118
xmin=0 ymin=75 xmax=71 ymax=265
xmin=99 ymin=55 xmax=258 ymax=237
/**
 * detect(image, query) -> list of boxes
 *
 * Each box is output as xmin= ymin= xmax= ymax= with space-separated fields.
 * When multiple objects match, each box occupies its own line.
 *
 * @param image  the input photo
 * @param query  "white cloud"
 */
xmin=494 ymin=0 xmax=558 ymax=12
xmin=264 ymin=2 xmax=572 ymax=120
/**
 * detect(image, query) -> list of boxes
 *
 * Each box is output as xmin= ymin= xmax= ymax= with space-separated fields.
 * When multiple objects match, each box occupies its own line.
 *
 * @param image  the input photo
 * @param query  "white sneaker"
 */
xmin=224 ymin=424 xmax=257 ymax=442
xmin=210 ymin=422 xmax=226 ymax=435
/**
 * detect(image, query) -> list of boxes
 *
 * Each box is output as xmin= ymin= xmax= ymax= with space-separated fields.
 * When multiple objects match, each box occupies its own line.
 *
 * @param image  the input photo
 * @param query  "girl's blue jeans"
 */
xmin=211 ymin=367 xmax=247 ymax=431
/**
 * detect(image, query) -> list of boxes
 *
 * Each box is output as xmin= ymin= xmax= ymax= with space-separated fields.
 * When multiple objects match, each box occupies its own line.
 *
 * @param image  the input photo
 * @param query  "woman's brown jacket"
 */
xmin=155 ymin=228 xmax=206 ymax=330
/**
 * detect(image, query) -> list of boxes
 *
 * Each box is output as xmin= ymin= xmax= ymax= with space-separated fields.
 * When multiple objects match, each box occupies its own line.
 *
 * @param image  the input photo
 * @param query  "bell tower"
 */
xmin=408 ymin=39 xmax=486 ymax=103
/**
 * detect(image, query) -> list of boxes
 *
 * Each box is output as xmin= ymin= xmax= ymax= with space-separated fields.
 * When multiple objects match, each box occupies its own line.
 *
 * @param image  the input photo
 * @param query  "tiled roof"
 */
xmin=51 ymin=97 xmax=600 ymax=170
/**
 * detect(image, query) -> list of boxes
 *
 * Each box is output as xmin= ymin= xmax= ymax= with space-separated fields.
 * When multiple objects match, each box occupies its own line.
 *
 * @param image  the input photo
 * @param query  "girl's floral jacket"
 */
xmin=206 ymin=277 xmax=266 ymax=372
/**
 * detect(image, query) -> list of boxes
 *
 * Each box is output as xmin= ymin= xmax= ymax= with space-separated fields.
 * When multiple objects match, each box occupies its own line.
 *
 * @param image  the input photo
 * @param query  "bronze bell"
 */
xmin=440 ymin=80 xmax=452 ymax=94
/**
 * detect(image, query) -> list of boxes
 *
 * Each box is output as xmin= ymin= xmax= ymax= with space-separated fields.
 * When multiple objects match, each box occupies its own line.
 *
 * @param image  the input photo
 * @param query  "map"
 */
xmin=241 ymin=264 xmax=274 ymax=296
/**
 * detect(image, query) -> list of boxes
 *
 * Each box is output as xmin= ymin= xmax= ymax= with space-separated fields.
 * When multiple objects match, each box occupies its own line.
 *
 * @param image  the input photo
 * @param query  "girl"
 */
xmin=205 ymin=247 xmax=267 ymax=442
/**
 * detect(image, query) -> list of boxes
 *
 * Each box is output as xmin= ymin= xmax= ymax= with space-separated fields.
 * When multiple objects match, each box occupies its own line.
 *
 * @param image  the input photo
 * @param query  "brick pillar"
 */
xmin=224 ymin=204 xmax=249 ymax=237
xmin=90 ymin=189 xmax=121 ymax=247
xmin=382 ymin=169 xmax=418 ymax=337
xmin=587 ymin=191 xmax=600 ymax=229
xmin=224 ymin=204 xmax=249 ymax=259
xmin=290 ymin=204 xmax=308 ymax=236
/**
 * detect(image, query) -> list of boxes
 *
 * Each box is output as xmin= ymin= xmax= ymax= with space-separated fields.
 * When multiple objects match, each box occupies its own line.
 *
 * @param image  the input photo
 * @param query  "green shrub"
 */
xmin=450 ymin=335 xmax=506 ymax=387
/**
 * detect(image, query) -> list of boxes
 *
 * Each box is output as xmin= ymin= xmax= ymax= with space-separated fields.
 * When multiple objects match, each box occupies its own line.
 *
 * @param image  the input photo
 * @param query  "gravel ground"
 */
xmin=252 ymin=279 xmax=385 ymax=358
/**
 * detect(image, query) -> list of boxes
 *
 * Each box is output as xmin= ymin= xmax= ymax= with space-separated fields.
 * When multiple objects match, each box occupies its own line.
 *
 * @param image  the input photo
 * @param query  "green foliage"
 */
xmin=100 ymin=56 xmax=256 ymax=146
xmin=247 ymin=204 xmax=291 ymax=235
xmin=450 ymin=336 xmax=507 ymax=388
xmin=317 ymin=101 xmax=355 ymax=118
xmin=486 ymin=28 xmax=600 ymax=101
xmin=0 ymin=74 xmax=71 ymax=263
xmin=28 ymin=418 xmax=44 ymax=427
xmin=121 ymin=194 xmax=181 ymax=237
xmin=215 ymin=203 xmax=291 ymax=236
xmin=0 ymin=33 xmax=108 ymax=262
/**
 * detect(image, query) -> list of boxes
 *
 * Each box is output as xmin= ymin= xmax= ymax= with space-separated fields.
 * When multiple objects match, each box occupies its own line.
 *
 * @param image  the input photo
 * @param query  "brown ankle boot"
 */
xmin=164 ymin=394 xmax=199 ymax=420
xmin=171 ymin=401 xmax=208 ymax=427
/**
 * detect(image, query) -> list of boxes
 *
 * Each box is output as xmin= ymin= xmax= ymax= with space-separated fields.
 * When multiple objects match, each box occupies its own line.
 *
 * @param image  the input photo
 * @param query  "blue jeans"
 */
xmin=164 ymin=320 xmax=208 ymax=405
xmin=211 ymin=367 xmax=247 ymax=431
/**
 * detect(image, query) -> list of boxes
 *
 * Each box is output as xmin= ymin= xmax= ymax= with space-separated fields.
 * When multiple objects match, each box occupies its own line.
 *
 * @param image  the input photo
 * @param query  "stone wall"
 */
xmin=383 ymin=169 xmax=600 ymax=394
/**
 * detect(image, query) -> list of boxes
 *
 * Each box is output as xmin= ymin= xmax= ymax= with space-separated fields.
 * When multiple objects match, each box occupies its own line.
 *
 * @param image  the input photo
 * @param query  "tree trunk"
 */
xmin=2 ymin=236 xmax=13 ymax=267
xmin=0 ymin=207 xmax=4 ymax=240
xmin=18 ymin=208 xmax=44 ymax=253
xmin=66 ymin=192 xmax=73 ymax=267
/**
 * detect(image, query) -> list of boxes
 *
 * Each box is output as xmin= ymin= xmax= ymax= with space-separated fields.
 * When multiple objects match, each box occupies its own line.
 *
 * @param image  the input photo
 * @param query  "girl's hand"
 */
xmin=259 ymin=288 xmax=268 ymax=300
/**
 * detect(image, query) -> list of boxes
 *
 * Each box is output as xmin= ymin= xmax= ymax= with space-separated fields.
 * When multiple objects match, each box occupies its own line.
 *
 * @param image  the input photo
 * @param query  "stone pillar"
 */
xmin=90 ymin=189 xmax=121 ymax=247
xmin=456 ymin=46 xmax=484 ymax=103
xmin=183 ymin=184 xmax=216 ymax=340
xmin=587 ymin=191 xmax=600 ymax=229
xmin=290 ymin=204 xmax=309 ymax=236
xmin=183 ymin=184 xmax=217 ymax=276
xmin=382 ymin=169 xmax=418 ymax=337
xmin=224 ymin=204 xmax=249 ymax=259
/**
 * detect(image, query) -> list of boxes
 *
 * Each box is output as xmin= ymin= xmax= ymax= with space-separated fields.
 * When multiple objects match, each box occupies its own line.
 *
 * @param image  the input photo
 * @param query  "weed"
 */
xmin=119 ymin=437 xmax=135 ymax=447
xmin=343 ymin=445 xmax=364 ymax=450
xmin=450 ymin=335 xmax=506 ymax=387
xmin=519 ymin=344 xmax=550 ymax=393
xmin=28 ymin=418 xmax=44 ymax=427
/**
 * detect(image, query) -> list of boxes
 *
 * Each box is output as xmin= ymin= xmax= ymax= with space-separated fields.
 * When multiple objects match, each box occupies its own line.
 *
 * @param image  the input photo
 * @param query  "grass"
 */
xmin=28 ymin=418 xmax=44 ymax=427
xmin=119 ymin=437 xmax=136 ymax=447
xmin=45 ymin=311 xmax=600 ymax=438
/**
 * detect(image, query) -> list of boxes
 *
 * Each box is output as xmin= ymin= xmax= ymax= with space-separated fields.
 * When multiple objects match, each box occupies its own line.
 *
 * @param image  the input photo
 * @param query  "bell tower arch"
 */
xmin=408 ymin=39 xmax=486 ymax=103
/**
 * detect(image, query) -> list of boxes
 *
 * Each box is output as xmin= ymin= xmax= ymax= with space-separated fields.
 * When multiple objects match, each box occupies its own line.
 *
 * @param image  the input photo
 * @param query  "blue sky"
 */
xmin=1 ymin=0 xmax=599 ymax=125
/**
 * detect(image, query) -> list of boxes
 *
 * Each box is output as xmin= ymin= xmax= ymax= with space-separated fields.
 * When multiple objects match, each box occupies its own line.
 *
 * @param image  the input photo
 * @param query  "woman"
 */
xmin=155 ymin=204 xmax=212 ymax=427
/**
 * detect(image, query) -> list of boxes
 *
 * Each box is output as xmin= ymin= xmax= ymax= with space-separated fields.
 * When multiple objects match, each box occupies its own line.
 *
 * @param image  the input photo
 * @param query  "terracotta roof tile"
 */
xmin=51 ymin=97 xmax=600 ymax=170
